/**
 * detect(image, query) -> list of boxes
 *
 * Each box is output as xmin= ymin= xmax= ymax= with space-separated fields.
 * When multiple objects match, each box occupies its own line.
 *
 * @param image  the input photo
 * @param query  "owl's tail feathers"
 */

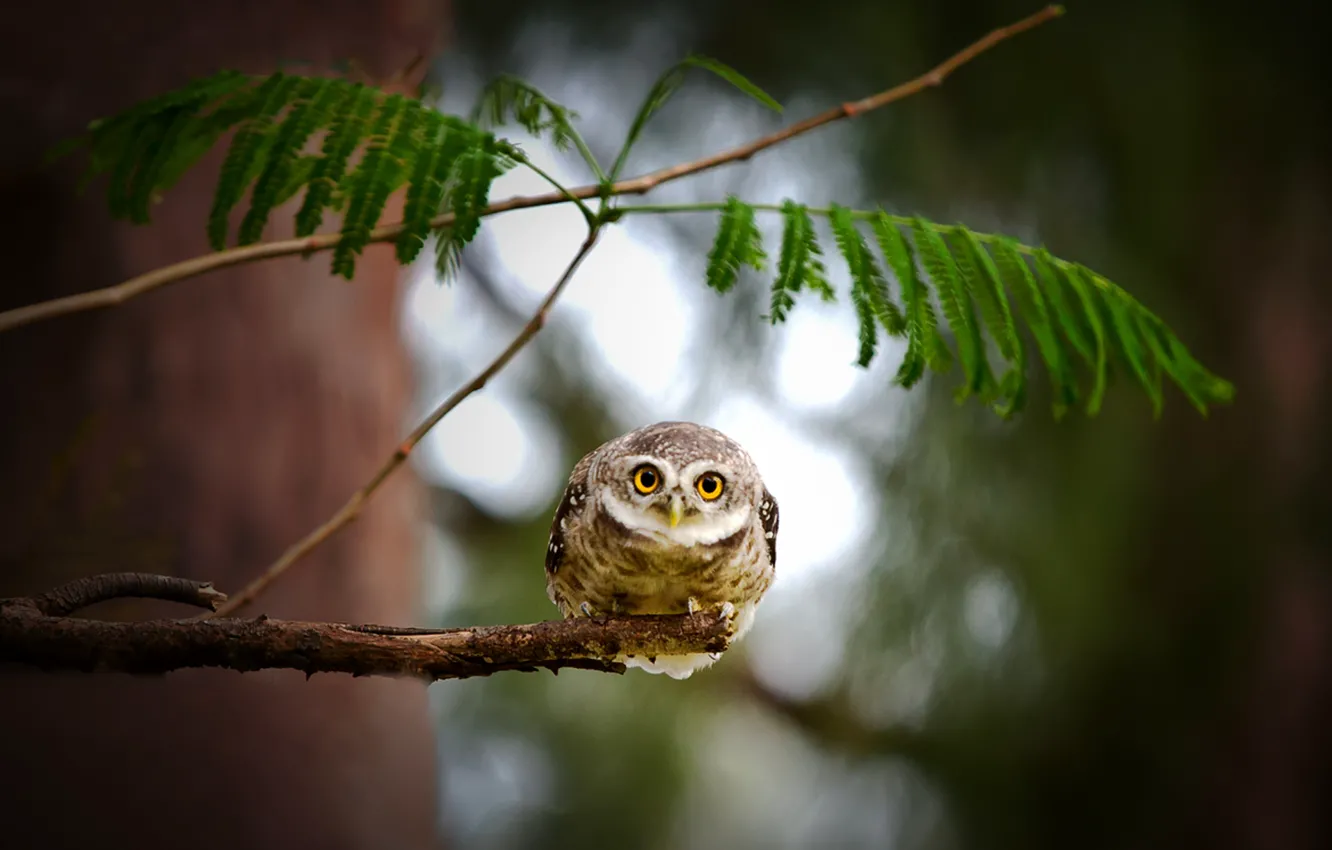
xmin=619 ymin=651 xmax=722 ymax=680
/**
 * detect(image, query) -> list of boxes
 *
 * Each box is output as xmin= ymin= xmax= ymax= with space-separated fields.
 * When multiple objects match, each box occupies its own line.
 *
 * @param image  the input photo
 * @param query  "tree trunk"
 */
xmin=0 ymin=3 xmax=447 ymax=847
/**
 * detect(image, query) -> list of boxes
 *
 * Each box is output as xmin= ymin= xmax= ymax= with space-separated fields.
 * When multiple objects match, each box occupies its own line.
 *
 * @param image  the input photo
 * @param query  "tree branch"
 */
xmin=208 ymin=226 xmax=603 ymax=618
xmin=0 ymin=5 xmax=1062 ymax=335
xmin=28 ymin=572 xmax=227 ymax=616
xmin=1 ymin=573 xmax=732 ymax=680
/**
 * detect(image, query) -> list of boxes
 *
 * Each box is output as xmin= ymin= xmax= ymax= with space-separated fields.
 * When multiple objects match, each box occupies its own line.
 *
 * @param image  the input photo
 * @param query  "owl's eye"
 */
xmin=695 ymin=472 xmax=725 ymax=501
xmin=632 ymin=465 xmax=661 ymax=494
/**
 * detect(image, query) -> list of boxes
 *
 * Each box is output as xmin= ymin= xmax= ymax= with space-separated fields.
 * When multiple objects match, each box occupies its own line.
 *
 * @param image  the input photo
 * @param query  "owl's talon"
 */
xmin=686 ymin=597 xmax=700 ymax=615
xmin=579 ymin=601 xmax=594 ymax=617
xmin=718 ymin=601 xmax=736 ymax=620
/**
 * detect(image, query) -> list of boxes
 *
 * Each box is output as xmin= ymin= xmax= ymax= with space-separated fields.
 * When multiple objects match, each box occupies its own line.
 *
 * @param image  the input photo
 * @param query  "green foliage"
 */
xmin=830 ymin=204 xmax=905 ymax=367
xmin=768 ymin=201 xmax=835 ymax=325
xmin=872 ymin=214 xmax=951 ymax=387
xmin=704 ymin=195 xmax=767 ymax=294
xmin=699 ymin=200 xmax=1234 ymax=419
xmin=52 ymin=57 xmax=1231 ymax=423
xmin=471 ymin=76 xmax=581 ymax=153
xmin=609 ymin=55 xmax=782 ymax=182
xmin=59 ymin=70 xmax=510 ymax=280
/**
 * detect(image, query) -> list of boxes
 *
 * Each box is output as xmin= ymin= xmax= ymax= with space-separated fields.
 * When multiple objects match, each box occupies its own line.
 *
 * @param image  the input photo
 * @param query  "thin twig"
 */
xmin=0 ymin=5 xmax=1062 ymax=335
xmin=208 ymin=226 xmax=604 ymax=618
xmin=28 ymin=572 xmax=227 ymax=617
xmin=0 ymin=577 xmax=734 ymax=680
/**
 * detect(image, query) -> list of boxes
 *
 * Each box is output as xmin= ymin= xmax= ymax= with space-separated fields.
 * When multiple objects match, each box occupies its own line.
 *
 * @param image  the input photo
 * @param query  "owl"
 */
xmin=545 ymin=420 xmax=779 ymax=679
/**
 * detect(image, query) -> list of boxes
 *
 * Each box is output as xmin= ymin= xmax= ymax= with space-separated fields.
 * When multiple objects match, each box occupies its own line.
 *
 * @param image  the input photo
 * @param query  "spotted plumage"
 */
xmin=545 ymin=421 xmax=779 ymax=679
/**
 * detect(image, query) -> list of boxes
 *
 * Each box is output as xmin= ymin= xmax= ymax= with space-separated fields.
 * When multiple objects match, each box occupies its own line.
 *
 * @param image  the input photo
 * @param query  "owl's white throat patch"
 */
xmin=601 ymin=493 xmax=751 ymax=547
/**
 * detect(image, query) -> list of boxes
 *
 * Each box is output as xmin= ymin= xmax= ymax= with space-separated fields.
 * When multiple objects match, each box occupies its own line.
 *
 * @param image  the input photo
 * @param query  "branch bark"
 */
xmin=0 ymin=573 xmax=732 ymax=680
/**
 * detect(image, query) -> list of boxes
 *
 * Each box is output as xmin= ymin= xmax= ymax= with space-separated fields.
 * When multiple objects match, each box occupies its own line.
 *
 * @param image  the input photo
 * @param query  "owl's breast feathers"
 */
xmin=546 ymin=478 xmax=777 ymax=619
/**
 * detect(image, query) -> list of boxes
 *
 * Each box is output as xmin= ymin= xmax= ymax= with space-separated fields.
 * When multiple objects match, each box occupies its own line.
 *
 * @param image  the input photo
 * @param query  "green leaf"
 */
xmin=206 ymin=73 xmax=303 ymax=250
xmin=239 ymin=77 xmax=345 ymax=245
xmin=873 ymin=213 xmax=951 ymax=387
xmin=769 ymin=200 xmax=830 ymax=324
xmin=124 ymin=105 xmax=195 ymax=224
xmin=1135 ymin=312 xmax=1235 ymax=416
xmin=1060 ymin=264 xmax=1110 ymax=415
xmin=450 ymin=134 xmax=508 ymax=245
xmin=991 ymin=237 xmax=1077 ymax=419
xmin=950 ymin=228 xmax=1025 ymax=416
xmin=679 ymin=55 xmax=783 ymax=113
xmin=430 ymin=134 xmax=510 ymax=283
xmin=396 ymin=111 xmax=450 ymax=265
xmin=1033 ymin=248 xmax=1095 ymax=364
xmin=911 ymin=218 xmax=995 ymax=403
xmin=705 ymin=196 xmax=767 ymax=294
xmin=332 ymin=94 xmax=415 ymax=278
xmin=294 ymin=83 xmax=377 ymax=237
xmin=1093 ymin=275 xmax=1162 ymax=418
xmin=471 ymin=75 xmax=581 ymax=152
xmin=829 ymin=204 xmax=904 ymax=367
xmin=609 ymin=55 xmax=782 ymax=181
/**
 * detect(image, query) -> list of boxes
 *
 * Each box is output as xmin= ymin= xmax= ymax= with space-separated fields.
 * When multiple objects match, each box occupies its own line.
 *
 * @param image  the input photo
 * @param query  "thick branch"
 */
xmin=1 ymin=576 xmax=731 ymax=680
xmin=0 ymin=5 xmax=1063 ymax=334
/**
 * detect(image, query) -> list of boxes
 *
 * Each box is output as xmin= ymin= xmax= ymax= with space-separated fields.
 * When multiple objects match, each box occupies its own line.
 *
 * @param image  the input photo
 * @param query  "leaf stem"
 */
xmin=510 ymin=150 xmax=597 ymax=226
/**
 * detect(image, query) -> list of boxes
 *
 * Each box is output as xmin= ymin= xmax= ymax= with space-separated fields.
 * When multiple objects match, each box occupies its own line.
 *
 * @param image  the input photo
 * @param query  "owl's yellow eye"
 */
xmin=632 ymin=465 xmax=661 ymax=494
xmin=695 ymin=472 xmax=725 ymax=501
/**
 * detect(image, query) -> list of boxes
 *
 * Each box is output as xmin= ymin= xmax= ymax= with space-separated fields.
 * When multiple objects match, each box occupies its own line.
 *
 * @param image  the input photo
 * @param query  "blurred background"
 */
xmin=2 ymin=1 xmax=1330 ymax=849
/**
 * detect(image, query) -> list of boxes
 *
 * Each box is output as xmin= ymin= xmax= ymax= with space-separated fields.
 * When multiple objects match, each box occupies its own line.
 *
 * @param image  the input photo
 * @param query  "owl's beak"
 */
xmin=668 ymin=494 xmax=684 ymax=528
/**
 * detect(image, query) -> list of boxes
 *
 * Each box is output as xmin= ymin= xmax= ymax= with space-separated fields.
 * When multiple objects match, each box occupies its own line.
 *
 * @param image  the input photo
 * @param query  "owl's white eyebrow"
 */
xmin=679 ymin=460 xmax=733 ymax=479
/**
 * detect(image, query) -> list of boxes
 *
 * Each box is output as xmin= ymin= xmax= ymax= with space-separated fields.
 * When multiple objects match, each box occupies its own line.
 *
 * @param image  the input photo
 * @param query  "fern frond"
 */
xmin=769 ymin=201 xmax=831 ymax=324
xmin=705 ymin=196 xmax=767 ymax=294
xmin=1059 ymin=262 xmax=1110 ymax=415
xmin=293 ymin=83 xmax=378 ymax=238
xmin=397 ymin=111 xmax=449 ymax=264
xmin=124 ymin=105 xmax=197 ymax=224
xmin=62 ymin=69 xmax=509 ymax=281
xmin=910 ymin=217 xmax=997 ymax=403
xmin=1094 ymin=276 xmax=1162 ymax=417
xmin=1136 ymin=312 xmax=1232 ymax=416
xmin=433 ymin=135 xmax=512 ymax=282
xmin=471 ymin=75 xmax=580 ymax=152
xmin=872 ymin=214 xmax=951 ymax=388
xmin=1032 ymin=249 xmax=1095 ymax=365
xmin=829 ymin=204 xmax=905 ymax=367
xmin=239 ymin=78 xmax=349 ymax=245
xmin=78 ymin=70 xmax=254 ymax=219
xmin=631 ymin=199 xmax=1233 ymax=420
xmin=331 ymin=95 xmax=417 ymax=278
xmin=949 ymin=227 xmax=1026 ymax=416
xmin=207 ymin=73 xmax=304 ymax=250
xmin=990 ymin=237 xmax=1077 ymax=418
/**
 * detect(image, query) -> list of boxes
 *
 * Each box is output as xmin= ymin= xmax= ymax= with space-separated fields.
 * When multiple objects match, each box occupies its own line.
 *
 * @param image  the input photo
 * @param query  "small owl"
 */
xmin=545 ymin=420 xmax=779 ymax=679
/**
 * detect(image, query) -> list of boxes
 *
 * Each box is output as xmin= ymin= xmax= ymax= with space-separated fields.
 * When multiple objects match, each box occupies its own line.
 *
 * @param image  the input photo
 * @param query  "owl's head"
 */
xmin=592 ymin=421 xmax=761 ymax=546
